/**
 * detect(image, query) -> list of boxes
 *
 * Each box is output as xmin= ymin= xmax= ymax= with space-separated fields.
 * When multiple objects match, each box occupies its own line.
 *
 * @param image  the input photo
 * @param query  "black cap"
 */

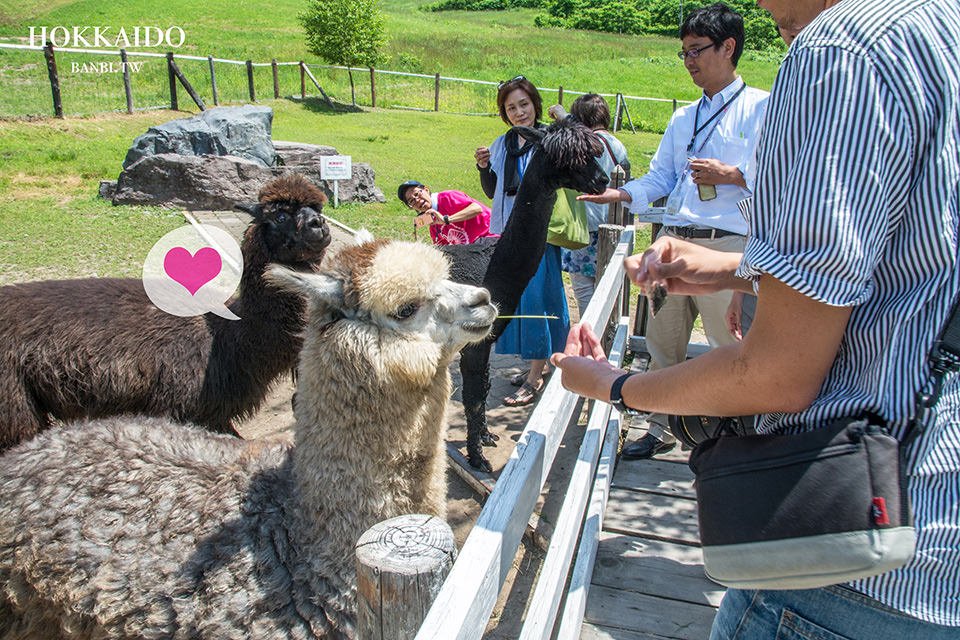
xmin=397 ymin=180 xmax=424 ymax=204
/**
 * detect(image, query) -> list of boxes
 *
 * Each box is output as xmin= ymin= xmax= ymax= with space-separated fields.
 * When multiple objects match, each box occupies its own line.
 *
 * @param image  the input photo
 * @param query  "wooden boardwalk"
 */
xmin=579 ymin=418 xmax=726 ymax=640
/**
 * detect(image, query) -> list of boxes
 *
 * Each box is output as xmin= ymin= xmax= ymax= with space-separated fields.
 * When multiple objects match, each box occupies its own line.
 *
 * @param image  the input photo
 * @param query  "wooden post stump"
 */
xmin=271 ymin=58 xmax=280 ymax=99
xmin=434 ymin=72 xmax=440 ymax=112
xmin=166 ymin=52 xmax=178 ymax=111
xmin=246 ymin=60 xmax=255 ymax=102
xmin=120 ymin=49 xmax=133 ymax=114
xmin=356 ymin=514 xmax=456 ymax=640
xmin=43 ymin=42 xmax=63 ymax=118
xmin=209 ymin=55 xmax=219 ymax=106
xmin=369 ymin=67 xmax=376 ymax=108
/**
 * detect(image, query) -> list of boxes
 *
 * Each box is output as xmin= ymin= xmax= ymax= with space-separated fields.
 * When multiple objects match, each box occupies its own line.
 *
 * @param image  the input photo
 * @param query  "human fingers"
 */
xmin=576 ymin=188 xmax=625 ymax=205
xmin=577 ymin=324 xmax=607 ymax=361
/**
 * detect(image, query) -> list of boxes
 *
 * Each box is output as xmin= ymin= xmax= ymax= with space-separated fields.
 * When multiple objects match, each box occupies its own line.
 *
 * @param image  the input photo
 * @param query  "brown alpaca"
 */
xmin=0 ymin=174 xmax=330 ymax=451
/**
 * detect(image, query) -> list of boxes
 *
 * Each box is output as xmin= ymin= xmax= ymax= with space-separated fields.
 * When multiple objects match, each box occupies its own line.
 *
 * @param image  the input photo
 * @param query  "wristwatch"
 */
xmin=443 ymin=215 xmax=450 ymax=225
xmin=609 ymin=372 xmax=639 ymax=415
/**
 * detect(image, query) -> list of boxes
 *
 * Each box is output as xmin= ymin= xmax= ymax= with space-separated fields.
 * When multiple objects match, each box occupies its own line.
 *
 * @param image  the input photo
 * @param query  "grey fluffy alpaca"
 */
xmin=0 ymin=236 xmax=497 ymax=639
xmin=0 ymin=174 xmax=330 ymax=451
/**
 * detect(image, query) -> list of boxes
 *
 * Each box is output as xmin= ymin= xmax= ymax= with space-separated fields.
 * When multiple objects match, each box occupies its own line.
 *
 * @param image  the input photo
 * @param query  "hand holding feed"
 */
xmin=550 ymin=324 xmax=623 ymax=401
xmin=475 ymin=146 xmax=490 ymax=169
xmin=624 ymin=236 xmax=747 ymax=296
xmin=689 ymin=158 xmax=744 ymax=187
xmin=577 ymin=188 xmax=630 ymax=205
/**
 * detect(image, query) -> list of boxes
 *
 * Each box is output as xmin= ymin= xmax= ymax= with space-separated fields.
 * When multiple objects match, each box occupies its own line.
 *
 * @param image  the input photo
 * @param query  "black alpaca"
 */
xmin=0 ymin=174 xmax=330 ymax=451
xmin=440 ymin=117 xmax=608 ymax=471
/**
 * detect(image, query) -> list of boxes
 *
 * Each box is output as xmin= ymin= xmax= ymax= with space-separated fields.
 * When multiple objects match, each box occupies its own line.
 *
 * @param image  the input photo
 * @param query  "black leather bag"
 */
xmin=668 ymin=414 xmax=750 ymax=449
xmin=687 ymin=297 xmax=960 ymax=590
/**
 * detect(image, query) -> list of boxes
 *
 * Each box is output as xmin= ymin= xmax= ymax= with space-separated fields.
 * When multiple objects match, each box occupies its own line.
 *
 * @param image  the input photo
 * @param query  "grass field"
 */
xmin=0 ymin=0 xmax=783 ymax=284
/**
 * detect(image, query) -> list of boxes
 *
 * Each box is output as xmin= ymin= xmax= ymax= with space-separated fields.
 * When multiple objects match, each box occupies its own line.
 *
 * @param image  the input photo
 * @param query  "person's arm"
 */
xmin=551 ymin=274 xmax=852 ymax=417
xmin=625 ymin=235 xmax=753 ymax=295
xmin=446 ymin=202 xmax=484 ymax=223
xmin=478 ymin=166 xmax=497 ymax=199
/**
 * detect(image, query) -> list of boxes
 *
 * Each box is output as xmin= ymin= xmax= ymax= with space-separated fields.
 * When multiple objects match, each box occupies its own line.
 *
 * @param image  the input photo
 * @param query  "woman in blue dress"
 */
xmin=473 ymin=76 xmax=570 ymax=406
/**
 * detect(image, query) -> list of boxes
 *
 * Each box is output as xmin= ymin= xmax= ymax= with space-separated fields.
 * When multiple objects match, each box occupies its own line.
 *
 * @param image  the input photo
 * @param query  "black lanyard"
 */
xmin=687 ymin=83 xmax=747 ymax=154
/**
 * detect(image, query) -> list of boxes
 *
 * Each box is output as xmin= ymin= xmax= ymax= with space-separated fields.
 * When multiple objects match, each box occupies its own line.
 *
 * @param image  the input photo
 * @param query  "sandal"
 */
xmin=504 ymin=380 xmax=541 ymax=407
xmin=509 ymin=366 xmax=552 ymax=387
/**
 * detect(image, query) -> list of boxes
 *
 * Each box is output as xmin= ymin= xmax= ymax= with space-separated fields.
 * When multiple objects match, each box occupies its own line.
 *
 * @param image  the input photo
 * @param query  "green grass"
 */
xmin=0 ymin=0 xmax=783 ymax=126
xmin=0 ymin=0 xmax=780 ymax=283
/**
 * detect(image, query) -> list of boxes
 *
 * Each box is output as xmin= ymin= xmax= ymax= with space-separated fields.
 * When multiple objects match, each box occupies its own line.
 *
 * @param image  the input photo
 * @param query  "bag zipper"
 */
xmin=695 ymin=442 xmax=861 ymax=480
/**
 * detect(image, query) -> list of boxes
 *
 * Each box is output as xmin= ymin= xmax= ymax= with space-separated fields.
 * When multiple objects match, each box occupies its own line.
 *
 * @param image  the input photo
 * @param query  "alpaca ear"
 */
xmin=511 ymin=126 xmax=545 ymax=144
xmin=265 ymin=266 xmax=344 ymax=311
xmin=234 ymin=202 xmax=263 ymax=219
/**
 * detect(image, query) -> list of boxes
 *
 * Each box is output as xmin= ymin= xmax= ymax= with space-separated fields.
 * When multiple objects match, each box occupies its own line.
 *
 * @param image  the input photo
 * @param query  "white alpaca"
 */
xmin=0 ymin=235 xmax=496 ymax=640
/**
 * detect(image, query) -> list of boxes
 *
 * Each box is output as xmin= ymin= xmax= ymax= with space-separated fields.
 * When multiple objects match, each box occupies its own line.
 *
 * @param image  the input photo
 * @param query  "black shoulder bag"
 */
xmin=688 ymin=295 xmax=960 ymax=590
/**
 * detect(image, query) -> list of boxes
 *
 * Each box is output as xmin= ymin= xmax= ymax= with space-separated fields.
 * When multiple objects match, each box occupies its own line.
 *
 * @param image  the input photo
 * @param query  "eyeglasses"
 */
xmin=498 ymin=75 xmax=526 ymax=88
xmin=677 ymin=43 xmax=717 ymax=60
xmin=405 ymin=186 xmax=426 ymax=207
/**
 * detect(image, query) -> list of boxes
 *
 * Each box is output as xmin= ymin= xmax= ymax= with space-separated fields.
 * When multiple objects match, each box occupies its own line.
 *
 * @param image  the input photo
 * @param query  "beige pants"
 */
xmin=646 ymin=228 xmax=746 ymax=443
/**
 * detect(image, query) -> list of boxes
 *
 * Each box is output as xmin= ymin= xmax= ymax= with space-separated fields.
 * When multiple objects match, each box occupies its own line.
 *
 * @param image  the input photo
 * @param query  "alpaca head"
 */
xmin=235 ymin=174 xmax=331 ymax=265
xmin=512 ymin=117 xmax=609 ymax=195
xmin=268 ymin=237 xmax=497 ymax=387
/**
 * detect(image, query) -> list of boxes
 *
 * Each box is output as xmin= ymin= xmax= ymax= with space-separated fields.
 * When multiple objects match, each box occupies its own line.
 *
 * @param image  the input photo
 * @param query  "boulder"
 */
xmin=122 ymin=105 xmax=276 ymax=169
xmin=112 ymin=153 xmax=385 ymax=210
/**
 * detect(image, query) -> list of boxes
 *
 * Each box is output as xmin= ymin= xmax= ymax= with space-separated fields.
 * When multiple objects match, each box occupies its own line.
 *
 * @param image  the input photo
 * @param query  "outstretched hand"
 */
xmin=624 ymin=236 xmax=749 ymax=296
xmin=577 ymin=188 xmax=629 ymax=205
xmin=550 ymin=324 xmax=623 ymax=402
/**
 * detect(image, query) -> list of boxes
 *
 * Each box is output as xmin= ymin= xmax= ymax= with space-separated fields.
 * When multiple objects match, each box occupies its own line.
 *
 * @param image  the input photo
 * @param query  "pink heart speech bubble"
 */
xmin=163 ymin=247 xmax=222 ymax=296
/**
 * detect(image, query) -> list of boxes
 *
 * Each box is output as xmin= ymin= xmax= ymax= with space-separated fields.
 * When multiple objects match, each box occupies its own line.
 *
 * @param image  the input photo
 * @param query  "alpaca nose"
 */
xmin=469 ymin=287 xmax=491 ymax=308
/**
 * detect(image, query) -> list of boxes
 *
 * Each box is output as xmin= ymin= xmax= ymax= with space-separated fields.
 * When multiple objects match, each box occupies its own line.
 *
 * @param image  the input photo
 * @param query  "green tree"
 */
xmin=300 ymin=0 xmax=387 ymax=104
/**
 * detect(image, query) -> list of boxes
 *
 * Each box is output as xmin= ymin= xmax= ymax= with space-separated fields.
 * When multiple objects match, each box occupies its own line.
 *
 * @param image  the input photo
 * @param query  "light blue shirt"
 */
xmin=621 ymin=77 xmax=768 ymax=235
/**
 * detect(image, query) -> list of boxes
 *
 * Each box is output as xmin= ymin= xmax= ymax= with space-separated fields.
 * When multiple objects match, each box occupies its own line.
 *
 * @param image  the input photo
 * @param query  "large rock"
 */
xmin=112 ymin=153 xmax=384 ymax=210
xmin=123 ymin=105 xmax=276 ymax=169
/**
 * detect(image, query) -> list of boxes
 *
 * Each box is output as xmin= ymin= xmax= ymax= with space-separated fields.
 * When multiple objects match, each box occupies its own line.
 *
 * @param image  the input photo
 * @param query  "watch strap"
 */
xmin=609 ymin=372 xmax=638 ymax=414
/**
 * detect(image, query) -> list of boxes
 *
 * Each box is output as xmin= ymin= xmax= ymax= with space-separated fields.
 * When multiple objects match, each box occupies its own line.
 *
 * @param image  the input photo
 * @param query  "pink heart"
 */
xmin=163 ymin=247 xmax=222 ymax=296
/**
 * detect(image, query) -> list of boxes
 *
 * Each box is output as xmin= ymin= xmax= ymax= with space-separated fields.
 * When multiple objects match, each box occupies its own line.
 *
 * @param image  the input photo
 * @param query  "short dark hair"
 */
xmin=681 ymin=2 xmax=745 ymax=67
xmin=496 ymin=76 xmax=542 ymax=126
xmin=569 ymin=94 xmax=610 ymax=130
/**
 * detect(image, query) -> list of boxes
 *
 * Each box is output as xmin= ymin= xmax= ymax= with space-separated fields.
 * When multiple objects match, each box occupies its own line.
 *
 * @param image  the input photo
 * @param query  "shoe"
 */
xmin=509 ymin=366 xmax=551 ymax=387
xmin=620 ymin=433 xmax=676 ymax=460
xmin=504 ymin=380 xmax=541 ymax=406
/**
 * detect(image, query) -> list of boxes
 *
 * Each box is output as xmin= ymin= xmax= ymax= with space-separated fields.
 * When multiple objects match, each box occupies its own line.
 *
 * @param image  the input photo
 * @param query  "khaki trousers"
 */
xmin=645 ymin=228 xmax=746 ymax=443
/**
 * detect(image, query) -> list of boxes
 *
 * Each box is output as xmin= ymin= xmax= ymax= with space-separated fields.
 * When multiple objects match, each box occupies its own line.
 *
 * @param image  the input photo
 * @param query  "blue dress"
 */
xmin=486 ymin=132 xmax=570 ymax=360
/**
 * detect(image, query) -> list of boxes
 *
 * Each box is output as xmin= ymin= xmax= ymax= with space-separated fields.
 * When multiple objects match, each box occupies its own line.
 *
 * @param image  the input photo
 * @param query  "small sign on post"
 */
xmin=320 ymin=155 xmax=352 ymax=207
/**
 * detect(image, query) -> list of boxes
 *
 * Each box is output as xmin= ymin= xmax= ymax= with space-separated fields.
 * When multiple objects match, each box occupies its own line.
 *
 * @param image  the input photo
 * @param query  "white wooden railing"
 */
xmin=415 ymin=227 xmax=635 ymax=640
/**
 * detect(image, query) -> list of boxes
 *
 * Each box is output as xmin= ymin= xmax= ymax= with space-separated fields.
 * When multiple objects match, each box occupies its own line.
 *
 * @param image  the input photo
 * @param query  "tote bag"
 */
xmin=547 ymin=188 xmax=590 ymax=250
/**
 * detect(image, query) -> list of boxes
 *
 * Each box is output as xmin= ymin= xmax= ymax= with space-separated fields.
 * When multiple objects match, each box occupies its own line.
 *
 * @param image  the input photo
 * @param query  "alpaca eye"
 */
xmin=393 ymin=303 xmax=420 ymax=321
xmin=276 ymin=214 xmax=288 ymax=223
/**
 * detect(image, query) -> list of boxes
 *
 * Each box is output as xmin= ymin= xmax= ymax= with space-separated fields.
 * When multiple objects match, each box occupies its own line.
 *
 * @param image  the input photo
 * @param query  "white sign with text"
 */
xmin=320 ymin=156 xmax=352 ymax=181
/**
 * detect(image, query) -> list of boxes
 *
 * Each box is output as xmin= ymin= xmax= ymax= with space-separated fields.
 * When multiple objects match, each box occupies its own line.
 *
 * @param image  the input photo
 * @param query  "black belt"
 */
xmin=664 ymin=225 xmax=742 ymax=240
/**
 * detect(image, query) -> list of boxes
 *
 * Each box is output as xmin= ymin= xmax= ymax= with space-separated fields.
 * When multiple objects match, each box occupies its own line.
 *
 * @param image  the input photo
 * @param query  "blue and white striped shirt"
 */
xmin=737 ymin=0 xmax=960 ymax=626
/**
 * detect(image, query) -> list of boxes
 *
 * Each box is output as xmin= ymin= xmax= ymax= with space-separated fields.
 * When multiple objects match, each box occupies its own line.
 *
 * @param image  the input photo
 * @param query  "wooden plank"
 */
xmin=520 ymin=324 xmax=628 ymax=640
xmin=584 ymin=584 xmax=717 ymax=640
xmin=415 ymin=230 xmax=635 ymax=640
xmin=555 ymin=418 xmax=621 ymax=640
xmin=602 ymin=488 xmax=700 ymax=545
xmin=611 ymin=459 xmax=695 ymax=499
xmin=580 ymin=622 xmax=681 ymax=640
xmin=591 ymin=532 xmax=724 ymax=608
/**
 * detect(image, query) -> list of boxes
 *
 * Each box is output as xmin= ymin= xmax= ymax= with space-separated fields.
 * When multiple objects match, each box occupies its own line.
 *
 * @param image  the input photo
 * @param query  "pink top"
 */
xmin=429 ymin=190 xmax=498 ymax=246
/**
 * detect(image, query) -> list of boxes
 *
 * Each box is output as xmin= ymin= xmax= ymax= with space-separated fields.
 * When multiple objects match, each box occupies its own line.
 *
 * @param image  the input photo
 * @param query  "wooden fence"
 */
xmin=0 ymin=42 xmax=691 ymax=125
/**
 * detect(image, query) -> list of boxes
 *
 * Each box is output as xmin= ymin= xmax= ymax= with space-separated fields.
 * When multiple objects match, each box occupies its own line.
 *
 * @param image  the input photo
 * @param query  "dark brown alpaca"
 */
xmin=0 ymin=174 xmax=330 ymax=451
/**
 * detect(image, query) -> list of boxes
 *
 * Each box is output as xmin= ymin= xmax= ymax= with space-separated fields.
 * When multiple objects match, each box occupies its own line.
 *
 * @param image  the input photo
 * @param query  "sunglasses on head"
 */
xmin=498 ymin=75 xmax=526 ymax=88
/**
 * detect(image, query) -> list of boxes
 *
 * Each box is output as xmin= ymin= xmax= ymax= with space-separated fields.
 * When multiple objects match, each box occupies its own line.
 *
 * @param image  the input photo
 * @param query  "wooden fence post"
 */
xmin=558 ymin=84 xmax=563 ymax=106
xmin=369 ymin=67 xmax=376 ymax=108
xmin=271 ymin=58 xmax=279 ymax=99
xmin=166 ymin=51 xmax=178 ymax=111
xmin=42 ymin=42 xmax=63 ymax=118
xmin=434 ymin=72 xmax=440 ymax=112
xmin=168 ymin=57 xmax=206 ymax=111
xmin=613 ymin=94 xmax=622 ymax=132
xmin=246 ymin=60 xmax=255 ymax=102
xmin=300 ymin=61 xmax=305 ymax=99
xmin=596 ymin=224 xmax=626 ymax=349
xmin=356 ymin=515 xmax=456 ymax=640
xmin=119 ymin=48 xmax=133 ymax=114
xmin=672 ymin=98 xmax=678 ymax=112
xmin=208 ymin=56 xmax=219 ymax=106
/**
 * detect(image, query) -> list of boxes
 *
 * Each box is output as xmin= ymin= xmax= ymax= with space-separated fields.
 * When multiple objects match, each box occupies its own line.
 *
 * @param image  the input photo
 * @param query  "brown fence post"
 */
xmin=42 ymin=42 xmax=63 ymax=118
xmin=272 ymin=58 xmax=279 ymax=99
xmin=434 ymin=72 xmax=440 ymax=112
xmin=246 ymin=60 xmax=255 ymax=102
xmin=672 ymin=98 xmax=677 ymax=112
xmin=166 ymin=51 xmax=178 ymax=111
xmin=369 ymin=67 xmax=376 ymax=108
xmin=300 ymin=61 xmax=305 ymax=99
xmin=168 ymin=57 xmax=206 ymax=111
xmin=120 ymin=48 xmax=133 ymax=114
xmin=558 ymin=85 xmax=563 ymax=106
xmin=613 ymin=93 xmax=623 ymax=132
xmin=208 ymin=55 xmax=219 ymax=106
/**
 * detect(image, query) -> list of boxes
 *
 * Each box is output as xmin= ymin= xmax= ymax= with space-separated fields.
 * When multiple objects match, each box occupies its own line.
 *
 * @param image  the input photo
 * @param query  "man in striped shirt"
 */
xmin=555 ymin=0 xmax=959 ymax=635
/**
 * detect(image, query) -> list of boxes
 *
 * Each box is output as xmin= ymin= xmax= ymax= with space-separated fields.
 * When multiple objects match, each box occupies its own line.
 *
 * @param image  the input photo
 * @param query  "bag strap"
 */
xmin=907 ymin=294 xmax=960 ymax=445
xmin=598 ymin=134 xmax=621 ymax=168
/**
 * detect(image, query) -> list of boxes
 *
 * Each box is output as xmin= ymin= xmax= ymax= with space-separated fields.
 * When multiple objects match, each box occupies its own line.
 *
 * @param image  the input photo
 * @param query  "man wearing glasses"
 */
xmin=581 ymin=2 xmax=768 ymax=460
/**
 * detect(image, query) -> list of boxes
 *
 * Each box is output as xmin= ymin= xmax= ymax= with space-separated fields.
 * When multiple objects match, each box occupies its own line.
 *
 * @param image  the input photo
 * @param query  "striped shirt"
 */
xmin=737 ymin=0 xmax=960 ymax=626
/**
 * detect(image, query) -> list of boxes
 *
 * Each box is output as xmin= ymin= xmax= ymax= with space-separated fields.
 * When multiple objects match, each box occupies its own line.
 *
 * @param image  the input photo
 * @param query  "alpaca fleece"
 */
xmin=0 ymin=237 xmax=497 ymax=639
xmin=0 ymin=174 xmax=330 ymax=451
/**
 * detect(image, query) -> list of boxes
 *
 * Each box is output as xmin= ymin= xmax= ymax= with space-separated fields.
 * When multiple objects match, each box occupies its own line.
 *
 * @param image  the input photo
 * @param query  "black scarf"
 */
xmin=502 ymin=122 xmax=543 ymax=197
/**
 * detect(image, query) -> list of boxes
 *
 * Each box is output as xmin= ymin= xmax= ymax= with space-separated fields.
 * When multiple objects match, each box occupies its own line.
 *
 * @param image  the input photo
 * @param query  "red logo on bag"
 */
xmin=872 ymin=497 xmax=890 ymax=525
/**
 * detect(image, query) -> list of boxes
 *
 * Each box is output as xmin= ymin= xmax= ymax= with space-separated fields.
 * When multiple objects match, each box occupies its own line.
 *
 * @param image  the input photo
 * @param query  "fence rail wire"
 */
xmin=0 ymin=42 xmax=691 ymax=130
